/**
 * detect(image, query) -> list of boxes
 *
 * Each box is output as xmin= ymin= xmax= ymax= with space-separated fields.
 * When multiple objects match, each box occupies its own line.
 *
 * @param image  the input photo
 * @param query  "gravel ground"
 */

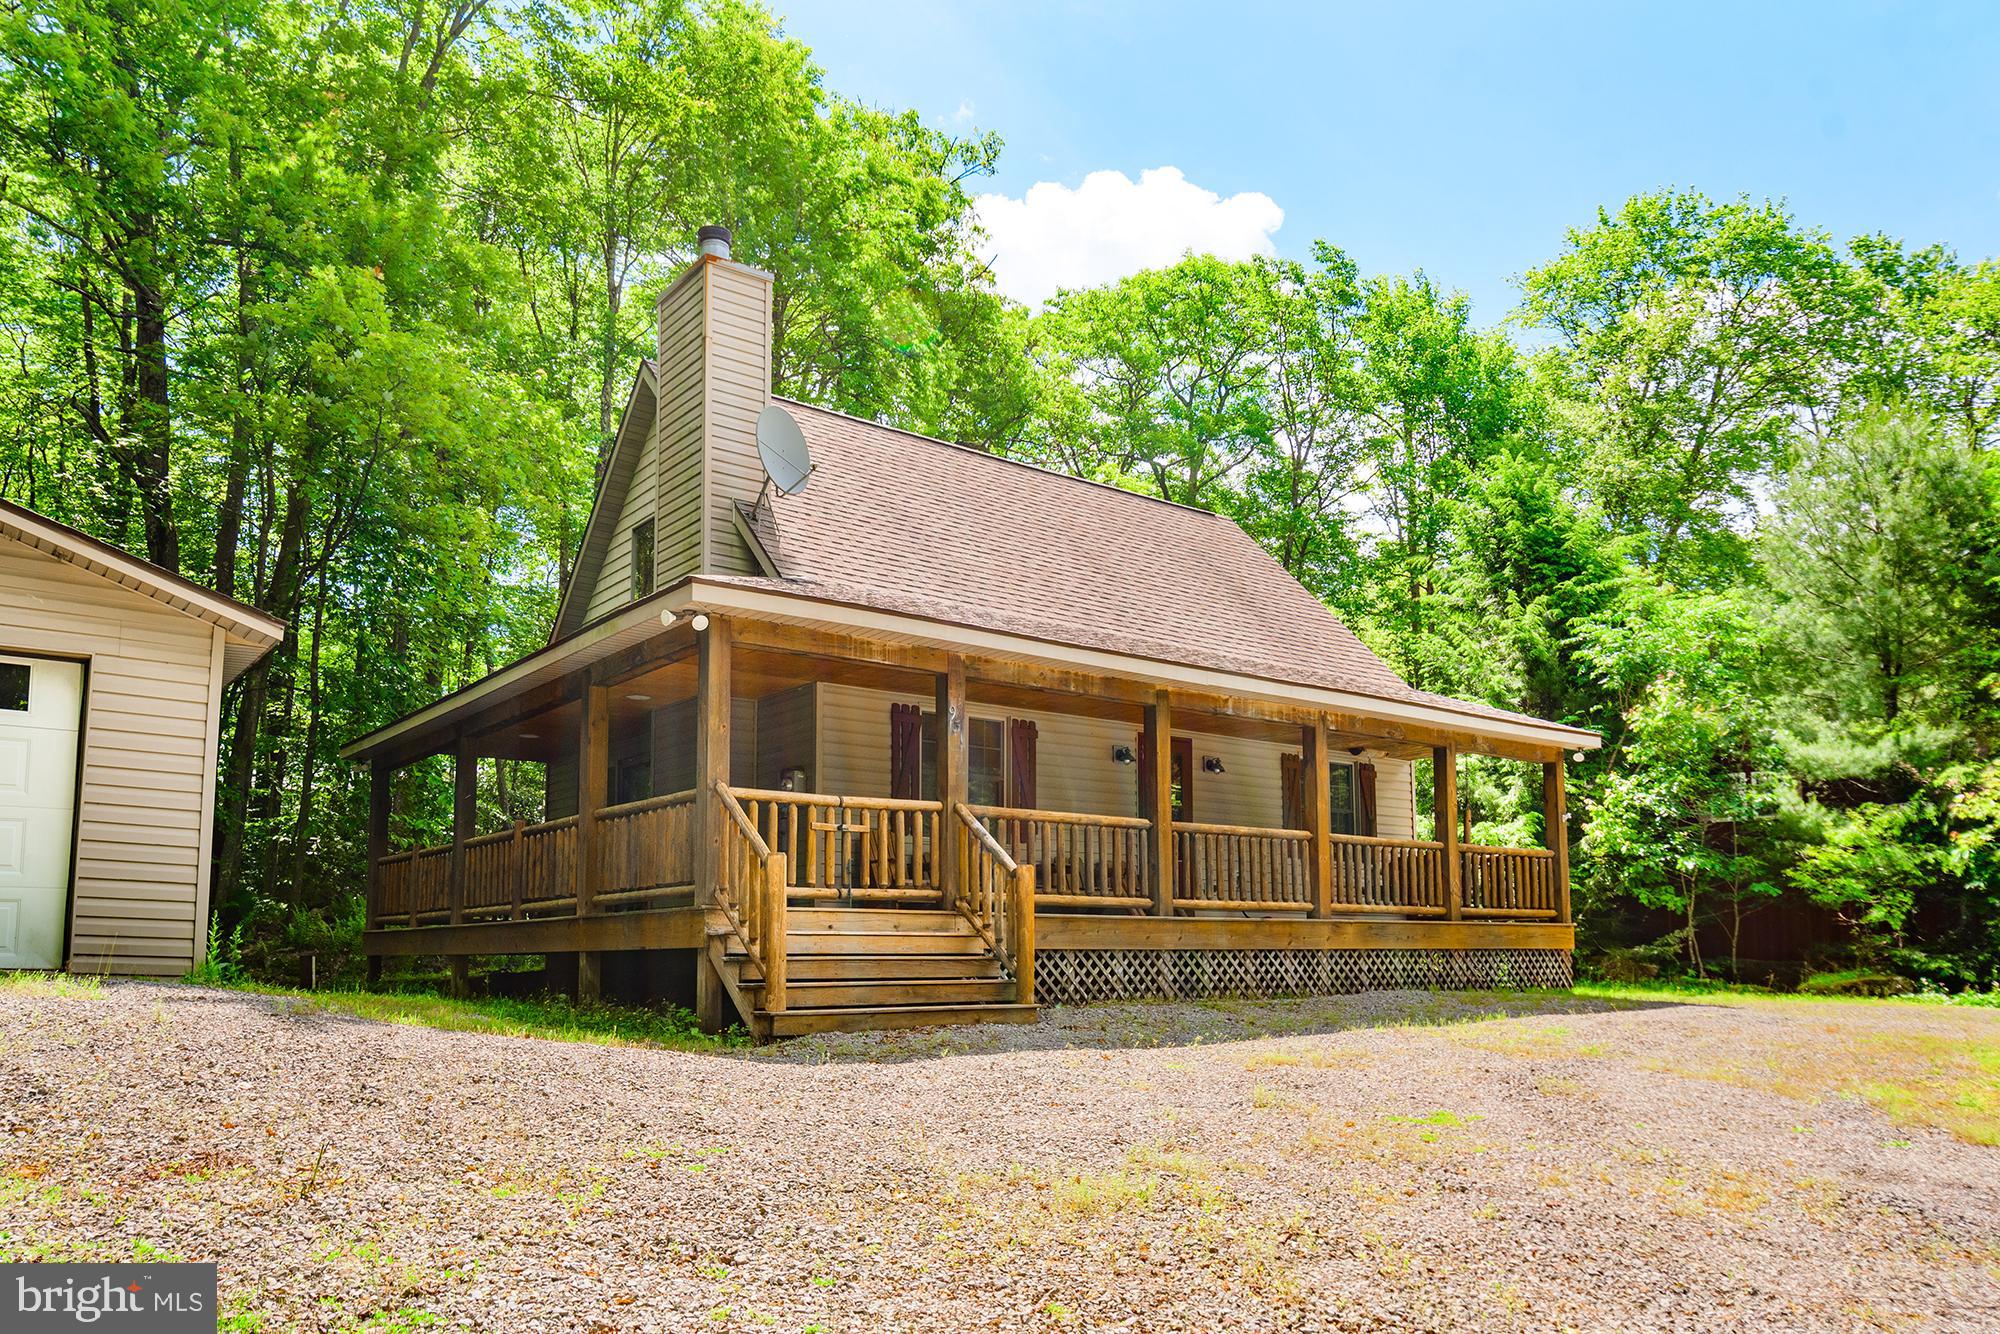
xmin=2 ymin=982 xmax=1998 ymax=1332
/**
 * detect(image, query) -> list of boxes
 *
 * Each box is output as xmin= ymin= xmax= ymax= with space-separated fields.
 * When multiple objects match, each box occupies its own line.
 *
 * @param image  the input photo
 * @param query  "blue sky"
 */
xmin=773 ymin=1 xmax=2000 ymax=320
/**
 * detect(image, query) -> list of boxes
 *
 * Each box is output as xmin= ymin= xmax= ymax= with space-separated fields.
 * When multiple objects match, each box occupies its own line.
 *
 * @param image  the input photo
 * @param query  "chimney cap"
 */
xmin=697 ymin=224 xmax=732 ymax=259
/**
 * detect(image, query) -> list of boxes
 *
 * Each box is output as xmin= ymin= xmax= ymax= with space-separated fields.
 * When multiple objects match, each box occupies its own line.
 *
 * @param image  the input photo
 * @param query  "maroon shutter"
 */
xmin=1007 ymin=719 xmax=1038 ymax=808
xmin=889 ymin=703 xmax=922 ymax=800
xmin=1280 ymin=753 xmax=1303 ymax=830
xmin=1355 ymin=762 xmax=1378 ymax=837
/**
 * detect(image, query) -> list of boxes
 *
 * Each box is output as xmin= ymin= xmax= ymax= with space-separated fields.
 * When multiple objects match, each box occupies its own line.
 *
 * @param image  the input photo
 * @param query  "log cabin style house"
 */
xmin=343 ymin=228 xmax=1601 ymax=1039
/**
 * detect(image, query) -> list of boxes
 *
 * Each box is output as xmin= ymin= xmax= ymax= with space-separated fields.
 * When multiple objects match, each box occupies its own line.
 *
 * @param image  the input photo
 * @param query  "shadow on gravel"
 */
xmin=750 ymin=988 xmax=1693 ymax=1064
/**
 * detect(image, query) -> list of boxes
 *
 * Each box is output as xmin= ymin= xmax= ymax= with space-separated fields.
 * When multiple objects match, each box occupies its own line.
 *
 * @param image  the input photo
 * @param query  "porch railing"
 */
xmin=954 ymin=804 xmax=1036 ymax=1001
xmin=592 ymin=790 xmax=695 ymax=906
xmin=729 ymin=787 xmax=942 ymax=901
xmin=1460 ymin=844 xmax=1561 ymax=919
xmin=1326 ymin=833 xmax=1450 ymax=916
xmin=965 ymin=804 xmax=1151 ymax=910
xmin=1173 ymin=821 xmax=1312 ymax=912
xmin=715 ymin=781 xmax=788 ymax=1013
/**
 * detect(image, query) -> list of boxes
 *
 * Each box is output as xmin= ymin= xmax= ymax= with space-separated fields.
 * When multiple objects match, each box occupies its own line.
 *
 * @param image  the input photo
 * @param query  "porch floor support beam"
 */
xmin=1544 ymin=758 xmax=1571 ymax=924
xmin=365 ymin=757 xmax=391 ymax=986
xmin=693 ymin=616 xmax=732 ymax=1031
xmin=1435 ymin=744 xmax=1461 ymax=920
xmin=1144 ymin=690 xmax=1174 ymax=915
xmin=448 ymin=741 xmax=476 ymax=997
xmin=1304 ymin=720 xmax=1333 ymax=918
xmin=576 ymin=680 xmax=610 ymax=1001
xmin=936 ymin=654 xmax=967 ymax=905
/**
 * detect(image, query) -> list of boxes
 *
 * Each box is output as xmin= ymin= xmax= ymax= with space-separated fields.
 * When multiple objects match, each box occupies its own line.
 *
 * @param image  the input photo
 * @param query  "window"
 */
xmin=630 ymin=519 xmax=656 ymax=600
xmin=920 ymin=712 xmax=1007 ymax=805
xmin=0 ymin=663 xmax=26 ymax=712
xmin=1329 ymin=762 xmax=1357 ymax=837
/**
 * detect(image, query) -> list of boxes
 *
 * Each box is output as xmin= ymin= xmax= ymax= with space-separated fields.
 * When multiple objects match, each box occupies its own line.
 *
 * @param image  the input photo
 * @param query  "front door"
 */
xmin=0 ymin=654 xmax=82 ymax=970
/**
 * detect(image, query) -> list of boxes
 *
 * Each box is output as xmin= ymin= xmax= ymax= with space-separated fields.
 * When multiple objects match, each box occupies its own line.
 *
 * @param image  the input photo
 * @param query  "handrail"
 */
xmin=969 ymin=803 xmax=1148 ymax=830
xmin=728 ymin=785 xmax=942 ymax=814
xmin=959 ymin=804 xmax=1021 ymax=872
xmin=716 ymin=781 xmax=772 ymax=858
xmin=1461 ymin=842 xmax=1555 ymax=857
xmin=596 ymin=789 xmax=695 ymax=821
xmin=956 ymin=802 xmax=1034 ymax=1004
xmin=1172 ymin=819 xmax=1310 ymax=839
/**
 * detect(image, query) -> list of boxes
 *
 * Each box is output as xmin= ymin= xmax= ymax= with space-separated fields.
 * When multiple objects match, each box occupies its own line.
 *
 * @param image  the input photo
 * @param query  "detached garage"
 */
xmin=0 ymin=499 xmax=281 ymax=976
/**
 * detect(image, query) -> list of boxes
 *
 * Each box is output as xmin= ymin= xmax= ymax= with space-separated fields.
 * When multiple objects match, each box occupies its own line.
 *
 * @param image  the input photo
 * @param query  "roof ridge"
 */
xmin=771 ymin=397 xmax=1235 ymax=523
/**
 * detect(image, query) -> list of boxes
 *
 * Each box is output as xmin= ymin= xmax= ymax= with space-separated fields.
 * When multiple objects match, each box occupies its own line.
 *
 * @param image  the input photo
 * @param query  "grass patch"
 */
xmin=224 ymin=983 xmax=745 ymax=1052
xmin=0 ymin=972 xmax=103 ymax=1000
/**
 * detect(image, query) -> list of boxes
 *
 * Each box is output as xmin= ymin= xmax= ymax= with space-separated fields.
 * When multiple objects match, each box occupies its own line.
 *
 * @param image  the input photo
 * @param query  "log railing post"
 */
xmin=576 ymin=680 xmax=610 ymax=1002
xmin=1435 ymin=744 xmax=1461 ymax=920
xmin=510 ymin=820 xmax=527 ymax=921
xmin=1144 ymin=689 xmax=1174 ymax=916
xmin=1013 ymin=863 xmax=1037 ymax=1005
xmin=762 ymin=851 xmax=788 ymax=1015
xmin=1304 ymin=720 xmax=1332 ymax=918
xmin=935 ymin=654 xmax=967 ymax=909
xmin=1544 ymin=758 xmax=1571 ymax=924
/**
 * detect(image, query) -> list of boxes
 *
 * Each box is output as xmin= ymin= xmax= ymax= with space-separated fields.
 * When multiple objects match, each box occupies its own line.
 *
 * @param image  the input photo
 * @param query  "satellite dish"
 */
xmin=756 ymin=404 xmax=814 ymax=496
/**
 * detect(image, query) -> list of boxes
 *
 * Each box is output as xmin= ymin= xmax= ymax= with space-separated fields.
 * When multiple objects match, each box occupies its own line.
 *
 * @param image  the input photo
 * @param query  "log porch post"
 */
xmin=935 ymin=654 xmax=967 ymax=906
xmin=1144 ymin=689 xmax=1174 ymax=915
xmin=1434 ymin=744 xmax=1461 ymax=920
xmin=448 ymin=740 xmax=475 ymax=998
xmin=1544 ymin=758 xmax=1571 ymax=924
xmin=576 ymin=679 xmax=610 ymax=1002
xmin=365 ymin=756 xmax=391 ymax=987
xmin=692 ymin=615 xmax=732 ymax=1032
xmin=1304 ymin=720 xmax=1333 ymax=918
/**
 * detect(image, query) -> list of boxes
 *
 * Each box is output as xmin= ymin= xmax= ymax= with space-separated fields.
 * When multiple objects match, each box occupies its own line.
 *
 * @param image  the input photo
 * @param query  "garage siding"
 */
xmin=0 ymin=536 xmax=225 ymax=976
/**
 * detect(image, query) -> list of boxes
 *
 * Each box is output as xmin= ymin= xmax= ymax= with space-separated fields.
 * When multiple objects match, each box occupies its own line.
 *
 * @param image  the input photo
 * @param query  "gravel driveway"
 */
xmin=2 ymin=982 xmax=1996 ymax=1332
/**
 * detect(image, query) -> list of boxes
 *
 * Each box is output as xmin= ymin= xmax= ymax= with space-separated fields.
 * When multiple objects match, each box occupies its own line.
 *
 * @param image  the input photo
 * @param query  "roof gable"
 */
xmin=551 ymin=361 xmax=658 ymax=642
xmin=0 ymin=498 xmax=283 ymax=681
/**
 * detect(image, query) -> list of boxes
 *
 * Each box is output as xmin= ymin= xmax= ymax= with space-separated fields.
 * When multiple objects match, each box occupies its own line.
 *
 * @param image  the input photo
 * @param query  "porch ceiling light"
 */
xmin=518 ymin=731 xmax=538 ymax=740
xmin=625 ymin=693 xmax=652 ymax=702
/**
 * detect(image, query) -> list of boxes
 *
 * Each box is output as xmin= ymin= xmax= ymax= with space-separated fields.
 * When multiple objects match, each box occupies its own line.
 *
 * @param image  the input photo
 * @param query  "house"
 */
xmin=343 ymin=227 xmax=1601 ymax=1038
xmin=0 ymin=500 xmax=282 ymax=976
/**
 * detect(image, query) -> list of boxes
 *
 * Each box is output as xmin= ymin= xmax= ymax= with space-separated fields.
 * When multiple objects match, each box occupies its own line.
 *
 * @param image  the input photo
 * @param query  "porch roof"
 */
xmin=341 ymin=573 xmax=1599 ymax=767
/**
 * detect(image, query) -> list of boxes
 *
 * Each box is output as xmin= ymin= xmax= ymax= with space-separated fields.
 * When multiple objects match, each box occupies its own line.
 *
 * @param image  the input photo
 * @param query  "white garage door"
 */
xmin=0 ymin=654 xmax=82 ymax=970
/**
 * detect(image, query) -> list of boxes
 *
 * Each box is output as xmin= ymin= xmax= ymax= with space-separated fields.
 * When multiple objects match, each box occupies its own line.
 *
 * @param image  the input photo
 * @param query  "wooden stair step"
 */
xmin=763 ymin=1003 xmax=1039 ymax=1038
xmin=773 ymin=953 xmax=1004 ymax=982
xmin=776 ymin=930 xmax=987 ymax=956
xmin=744 ymin=977 xmax=1015 ymax=1008
xmin=785 ymin=907 xmax=970 ymax=932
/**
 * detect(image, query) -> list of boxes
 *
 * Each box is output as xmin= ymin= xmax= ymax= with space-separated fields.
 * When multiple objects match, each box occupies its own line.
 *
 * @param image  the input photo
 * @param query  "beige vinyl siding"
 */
xmin=700 ymin=262 xmax=772 ymax=576
xmin=655 ymin=273 xmax=706 ymax=585
xmin=814 ymin=682 xmax=1415 ymax=833
xmin=1 ymin=536 xmax=225 ymax=977
xmin=645 ymin=697 xmax=756 ymax=796
xmin=583 ymin=415 xmax=660 ymax=623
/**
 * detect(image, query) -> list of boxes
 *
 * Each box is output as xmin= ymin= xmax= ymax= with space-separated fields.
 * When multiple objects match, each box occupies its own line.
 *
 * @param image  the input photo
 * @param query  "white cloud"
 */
xmin=972 ymin=166 xmax=1284 ymax=308
xmin=952 ymin=98 xmax=976 ymax=124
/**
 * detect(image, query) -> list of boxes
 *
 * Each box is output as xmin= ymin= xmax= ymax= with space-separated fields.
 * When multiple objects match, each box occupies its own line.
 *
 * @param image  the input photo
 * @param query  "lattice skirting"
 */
xmin=1035 ymin=948 xmax=1573 ymax=1006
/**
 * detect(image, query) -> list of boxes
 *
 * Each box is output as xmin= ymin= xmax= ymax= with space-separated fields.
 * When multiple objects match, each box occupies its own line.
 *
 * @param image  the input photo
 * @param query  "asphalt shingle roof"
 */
xmin=734 ymin=400 xmax=1585 ymax=738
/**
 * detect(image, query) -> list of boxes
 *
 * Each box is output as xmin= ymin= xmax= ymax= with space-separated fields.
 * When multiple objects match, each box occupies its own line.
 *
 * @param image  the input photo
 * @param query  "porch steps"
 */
xmin=715 ymin=905 xmax=1035 ymax=1039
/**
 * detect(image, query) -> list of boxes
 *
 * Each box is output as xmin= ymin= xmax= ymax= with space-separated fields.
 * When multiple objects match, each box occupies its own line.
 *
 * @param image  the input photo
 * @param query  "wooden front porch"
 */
xmin=358 ymin=611 xmax=1576 ymax=1038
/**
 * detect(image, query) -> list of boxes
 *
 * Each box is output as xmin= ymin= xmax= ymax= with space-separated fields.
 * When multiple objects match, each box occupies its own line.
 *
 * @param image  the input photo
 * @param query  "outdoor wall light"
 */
xmin=690 ymin=613 xmax=711 ymax=632
xmin=780 ymin=766 xmax=807 ymax=791
xmin=1349 ymin=746 xmax=1366 ymax=757
xmin=1202 ymin=756 xmax=1225 ymax=774
xmin=1572 ymin=751 xmax=1586 ymax=763
xmin=1111 ymin=745 xmax=1136 ymax=765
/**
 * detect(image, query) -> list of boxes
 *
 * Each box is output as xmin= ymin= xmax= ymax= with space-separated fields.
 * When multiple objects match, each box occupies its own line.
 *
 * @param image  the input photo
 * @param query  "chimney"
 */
xmin=653 ymin=225 xmax=773 ymax=583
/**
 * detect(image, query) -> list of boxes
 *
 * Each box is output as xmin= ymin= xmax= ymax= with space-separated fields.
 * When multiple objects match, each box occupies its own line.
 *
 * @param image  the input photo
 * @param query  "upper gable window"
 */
xmin=630 ymin=519 xmax=656 ymax=600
